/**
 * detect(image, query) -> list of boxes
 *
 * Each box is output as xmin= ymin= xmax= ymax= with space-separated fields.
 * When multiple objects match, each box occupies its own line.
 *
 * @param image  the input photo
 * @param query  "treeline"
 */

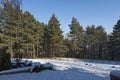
xmin=0 ymin=0 xmax=120 ymax=60
xmin=65 ymin=18 xmax=120 ymax=60
xmin=65 ymin=18 xmax=107 ymax=59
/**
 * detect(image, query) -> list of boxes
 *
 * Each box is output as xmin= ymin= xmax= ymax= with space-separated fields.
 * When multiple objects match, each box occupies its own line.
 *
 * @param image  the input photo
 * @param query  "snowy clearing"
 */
xmin=0 ymin=59 xmax=120 ymax=80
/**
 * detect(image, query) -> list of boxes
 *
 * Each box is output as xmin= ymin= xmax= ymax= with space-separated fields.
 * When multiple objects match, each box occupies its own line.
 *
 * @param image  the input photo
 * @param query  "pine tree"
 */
xmin=108 ymin=19 xmax=120 ymax=60
xmin=32 ymin=21 xmax=44 ymax=58
xmin=22 ymin=11 xmax=44 ymax=58
xmin=68 ymin=17 xmax=84 ymax=58
xmin=22 ymin=11 xmax=36 ymax=58
xmin=47 ymin=14 xmax=68 ymax=57
xmin=85 ymin=25 xmax=96 ymax=59
xmin=42 ymin=24 xmax=49 ymax=57
xmin=85 ymin=25 xmax=107 ymax=59
xmin=95 ymin=26 xmax=107 ymax=59
xmin=0 ymin=0 xmax=22 ymax=58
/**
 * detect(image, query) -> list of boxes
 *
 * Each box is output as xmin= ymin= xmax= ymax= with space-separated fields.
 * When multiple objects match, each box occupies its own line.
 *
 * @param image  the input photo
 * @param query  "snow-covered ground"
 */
xmin=0 ymin=59 xmax=120 ymax=80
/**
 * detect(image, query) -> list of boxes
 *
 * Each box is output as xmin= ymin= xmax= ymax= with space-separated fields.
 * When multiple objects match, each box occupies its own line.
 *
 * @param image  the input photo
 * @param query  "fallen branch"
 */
xmin=0 ymin=67 xmax=31 ymax=75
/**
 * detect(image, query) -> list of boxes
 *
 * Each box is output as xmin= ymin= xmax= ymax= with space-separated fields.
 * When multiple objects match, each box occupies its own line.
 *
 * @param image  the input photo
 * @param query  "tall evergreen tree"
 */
xmin=95 ymin=26 xmax=107 ymax=59
xmin=108 ymin=19 xmax=120 ymax=60
xmin=22 ymin=11 xmax=44 ymax=58
xmin=32 ymin=21 xmax=44 ymax=58
xmin=85 ymin=25 xmax=96 ymax=59
xmin=47 ymin=14 xmax=68 ymax=57
xmin=0 ymin=0 xmax=22 ymax=57
xmin=68 ymin=17 xmax=84 ymax=58
xmin=85 ymin=25 xmax=107 ymax=59
xmin=43 ymin=24 xmax=49 ymax=57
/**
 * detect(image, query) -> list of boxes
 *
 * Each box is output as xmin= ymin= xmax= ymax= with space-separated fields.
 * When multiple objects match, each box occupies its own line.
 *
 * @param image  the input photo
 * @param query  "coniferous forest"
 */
xmin=0 ymin=0 xmax=120 ymax=60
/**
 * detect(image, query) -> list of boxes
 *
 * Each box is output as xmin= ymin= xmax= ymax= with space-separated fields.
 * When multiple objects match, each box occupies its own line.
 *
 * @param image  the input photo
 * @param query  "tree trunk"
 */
xmin=33 ymin=44 xmax=35 ymax=58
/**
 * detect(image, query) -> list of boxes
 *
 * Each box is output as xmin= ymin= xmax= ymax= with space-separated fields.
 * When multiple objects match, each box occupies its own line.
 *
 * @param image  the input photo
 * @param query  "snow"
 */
xmin=41 ymin=63 xmax=53 ymax=68
xmin=0 ymin=59 xmax=120 ymax=80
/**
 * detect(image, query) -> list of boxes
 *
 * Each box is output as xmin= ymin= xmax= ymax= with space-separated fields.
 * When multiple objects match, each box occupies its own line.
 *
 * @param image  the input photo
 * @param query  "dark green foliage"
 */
xmin=107 ymin=19 xmax=120 ymax=60
xmin=21 ymin=11 xmax=44 ymax=58
xmin=0 ymin=47 xmax=11 ymax=71
xmin=12 ymin=41 xmax=22 ymax=65
xmin=84 ymin=25 xmax=107 ymax=59
xmin=67 ymin=17 xmax=85 ymax=58
xmin=1 ymin=0 xmax=23 ymax=57
xmin=65 ymin=23 xmax=107 ymax=59
xmin=46 ymin=14 xmax=68 ymax=57
xmin=0 ymin=0 xmax=44 ymax=58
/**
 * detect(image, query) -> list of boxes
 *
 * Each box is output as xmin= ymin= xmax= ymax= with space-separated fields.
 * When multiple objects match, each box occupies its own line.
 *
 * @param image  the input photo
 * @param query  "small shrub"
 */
xmin=0 ymin=52 xmax=11 ymax=71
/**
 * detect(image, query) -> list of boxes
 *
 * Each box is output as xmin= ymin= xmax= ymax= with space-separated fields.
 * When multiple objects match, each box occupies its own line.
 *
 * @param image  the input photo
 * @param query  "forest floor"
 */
xmin=0 ymin=58 xmax=120 ymax=80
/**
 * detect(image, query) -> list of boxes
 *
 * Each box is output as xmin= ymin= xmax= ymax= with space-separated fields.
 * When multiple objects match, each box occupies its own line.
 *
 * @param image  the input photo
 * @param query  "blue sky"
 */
xmin=21 ymin=0 xmax=120 ymax=35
